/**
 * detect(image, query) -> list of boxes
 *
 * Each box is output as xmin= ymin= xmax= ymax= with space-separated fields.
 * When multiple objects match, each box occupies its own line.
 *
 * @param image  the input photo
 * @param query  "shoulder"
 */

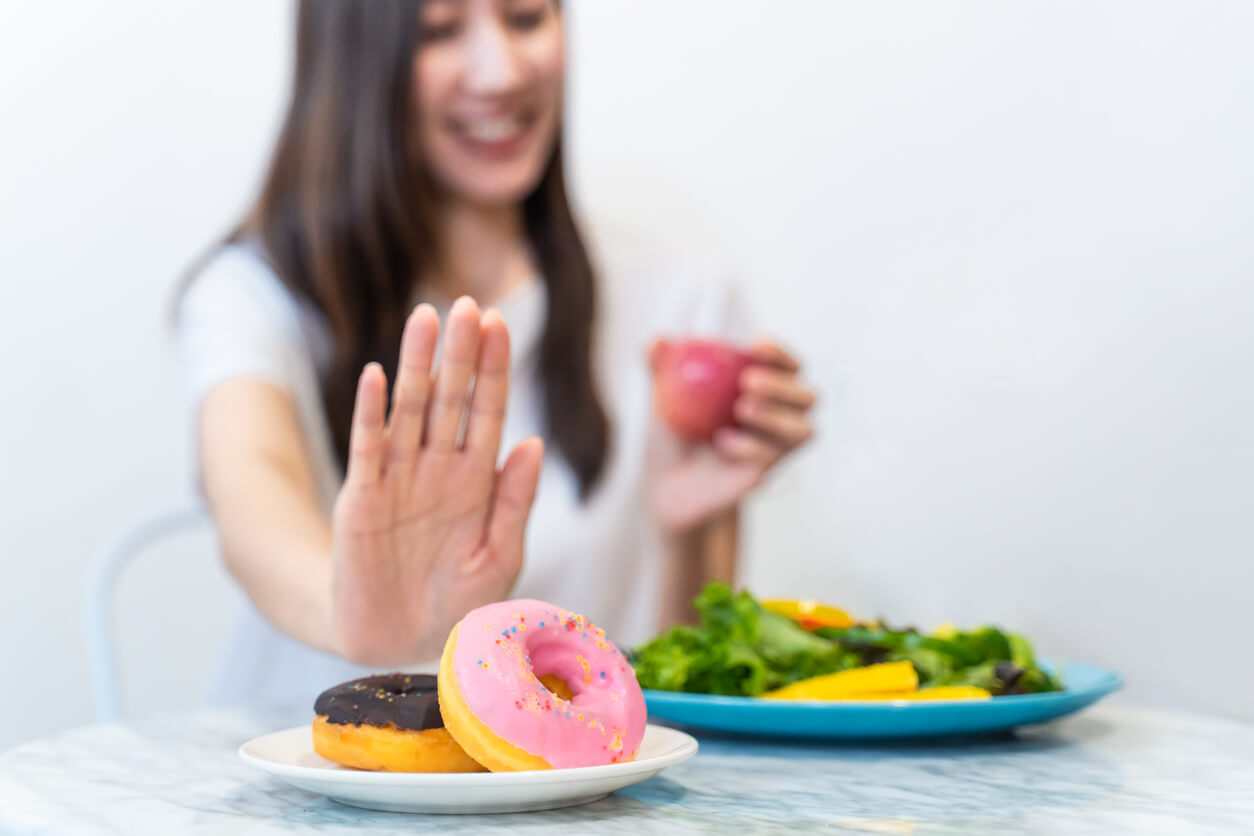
xmin=177 ymin=242 xmax=307 ymax=338
xmin=583 ymin=220 xmax=750 ymax=341
xmin=174 ymin=241 xmax=336 ymax=393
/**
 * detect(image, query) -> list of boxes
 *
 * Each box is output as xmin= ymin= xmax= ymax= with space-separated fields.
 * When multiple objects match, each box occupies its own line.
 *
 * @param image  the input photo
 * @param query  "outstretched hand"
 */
xmin=330 ymin=297 xmax=544 ymax=665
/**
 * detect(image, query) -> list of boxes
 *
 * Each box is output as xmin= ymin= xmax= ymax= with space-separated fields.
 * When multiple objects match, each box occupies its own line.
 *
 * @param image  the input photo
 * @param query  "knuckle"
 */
xmin=351 ymin=435 xmax=380 ymax=459
xmin=433 ymin=386 xmax=467 ymax=412
xmin=394 ymin=383 xmax=428 ymax=413
xmin=469 ymin=393 xmax=506 ymax=419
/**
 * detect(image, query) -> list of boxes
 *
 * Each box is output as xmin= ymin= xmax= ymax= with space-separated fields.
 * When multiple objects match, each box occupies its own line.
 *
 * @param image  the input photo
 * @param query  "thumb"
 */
xmin=648 ymin=337 xmax=673 ymax=374
xmin=487 ymin=436 xmax=545 ymax=557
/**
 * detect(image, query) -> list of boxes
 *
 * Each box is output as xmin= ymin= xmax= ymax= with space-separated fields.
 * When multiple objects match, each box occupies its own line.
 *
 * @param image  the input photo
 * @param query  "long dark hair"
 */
xmin=224 ymin=0 xmax=609 ymax=497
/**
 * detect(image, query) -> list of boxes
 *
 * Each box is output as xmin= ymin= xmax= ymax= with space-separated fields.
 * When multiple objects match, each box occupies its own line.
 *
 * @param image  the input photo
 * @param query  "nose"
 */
xmin=463 ymin=16 xmax=523 ymax=95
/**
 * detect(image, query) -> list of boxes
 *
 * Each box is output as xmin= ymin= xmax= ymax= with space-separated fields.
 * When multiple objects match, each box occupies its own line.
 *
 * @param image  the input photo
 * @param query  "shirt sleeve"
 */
xmin=174 ymin=245 xmax=307 ymax=421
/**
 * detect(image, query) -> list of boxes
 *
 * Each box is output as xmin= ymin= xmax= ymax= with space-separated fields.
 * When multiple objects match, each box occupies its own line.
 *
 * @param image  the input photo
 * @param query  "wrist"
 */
xmin=329 ymin=594 xmax=444 ymax=667
xmin=655 ymin=498 xmax=738 ymax=537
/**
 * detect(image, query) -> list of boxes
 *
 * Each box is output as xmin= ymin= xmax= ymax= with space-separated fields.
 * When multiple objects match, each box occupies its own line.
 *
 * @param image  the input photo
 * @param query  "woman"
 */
xmin=177 ymin=0 xmax=815 ymax=707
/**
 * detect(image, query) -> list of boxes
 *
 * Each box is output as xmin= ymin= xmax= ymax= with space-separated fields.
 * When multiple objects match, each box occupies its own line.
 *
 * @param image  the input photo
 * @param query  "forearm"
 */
xmin=657 ymin=507 xmax=739 ymax=630
xmin=699 ymin=506 xmax=739 ymax=586
xmin=207 ymin=459 xmax=337 ymax=655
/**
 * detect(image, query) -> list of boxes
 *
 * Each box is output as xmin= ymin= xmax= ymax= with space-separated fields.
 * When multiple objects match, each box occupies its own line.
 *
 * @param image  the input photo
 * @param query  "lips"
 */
xmin=447 ymin=109 xmax=538 ymax=158
xmin=461 ymin=116 xmax=523 ymax=142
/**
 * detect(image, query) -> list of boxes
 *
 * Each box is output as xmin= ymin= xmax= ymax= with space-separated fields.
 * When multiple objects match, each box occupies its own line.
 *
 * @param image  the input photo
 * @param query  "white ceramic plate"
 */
xmin=238 ymin=723 xmax=698 ymax=814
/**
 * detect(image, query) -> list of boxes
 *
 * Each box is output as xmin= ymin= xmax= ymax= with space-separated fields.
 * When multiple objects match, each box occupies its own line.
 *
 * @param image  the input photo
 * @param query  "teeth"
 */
xmin=464 ymin=117 xmax=520 ymax=142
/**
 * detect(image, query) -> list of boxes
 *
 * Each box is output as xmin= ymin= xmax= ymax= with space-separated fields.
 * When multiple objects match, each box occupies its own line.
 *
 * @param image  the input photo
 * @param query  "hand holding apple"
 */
xmin=647 ymin=337 xmax=816 ymax=532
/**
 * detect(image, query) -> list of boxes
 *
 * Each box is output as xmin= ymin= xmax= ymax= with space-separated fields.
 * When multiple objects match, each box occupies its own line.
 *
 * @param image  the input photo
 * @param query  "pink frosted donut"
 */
xmin=437 ymin=599 xmax=647 ymax=770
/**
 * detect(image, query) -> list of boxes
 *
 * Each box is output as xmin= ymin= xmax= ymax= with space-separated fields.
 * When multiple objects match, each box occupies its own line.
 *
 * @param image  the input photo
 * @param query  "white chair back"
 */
xmin=83 ymin=507 xmax=213 ymax=721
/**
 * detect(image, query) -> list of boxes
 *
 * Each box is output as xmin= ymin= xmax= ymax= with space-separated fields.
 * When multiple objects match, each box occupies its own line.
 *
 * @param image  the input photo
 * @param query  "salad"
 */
xmin=630 ymin=582 xmax=1063 ymax=700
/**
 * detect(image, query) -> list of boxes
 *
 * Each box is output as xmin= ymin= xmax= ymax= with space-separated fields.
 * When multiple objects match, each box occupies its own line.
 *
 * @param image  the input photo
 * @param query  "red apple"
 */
xmin=652 ymin=338 xmax=752 ymax=441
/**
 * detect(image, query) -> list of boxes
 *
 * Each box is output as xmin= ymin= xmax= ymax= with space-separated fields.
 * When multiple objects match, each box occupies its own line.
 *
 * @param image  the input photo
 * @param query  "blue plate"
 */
xmin=643 ymin=659 xmax=1121 ymax=739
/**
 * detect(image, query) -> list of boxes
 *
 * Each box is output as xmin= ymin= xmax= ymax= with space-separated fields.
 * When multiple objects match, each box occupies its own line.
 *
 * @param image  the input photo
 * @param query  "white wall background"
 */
xmin=1 ymin=0 xmax=1251 ymax=750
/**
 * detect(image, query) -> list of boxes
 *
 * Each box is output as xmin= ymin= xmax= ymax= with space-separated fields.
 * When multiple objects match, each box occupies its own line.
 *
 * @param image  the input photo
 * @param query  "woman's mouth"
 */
xmin=448 ymin=110 xmax=537 ymax=160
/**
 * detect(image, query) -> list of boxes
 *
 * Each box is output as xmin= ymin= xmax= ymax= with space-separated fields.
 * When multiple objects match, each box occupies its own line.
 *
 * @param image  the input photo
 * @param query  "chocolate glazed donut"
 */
xmin=315 ymin=674 xmax=445 ymax=730
xmin=312 ymin=674 xmax=485 ymax=773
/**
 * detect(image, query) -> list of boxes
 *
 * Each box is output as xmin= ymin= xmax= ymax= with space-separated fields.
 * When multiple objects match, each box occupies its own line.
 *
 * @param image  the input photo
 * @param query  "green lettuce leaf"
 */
xmin=631 ymin=582 xmax=852 ymax=696
xmin=630 ymin=583 xmax=1063 ymax=697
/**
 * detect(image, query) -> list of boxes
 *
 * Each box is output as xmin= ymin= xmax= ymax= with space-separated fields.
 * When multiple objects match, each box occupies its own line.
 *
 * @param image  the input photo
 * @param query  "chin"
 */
xmin=449 ymin=169 xmax=548 ymax=209
xmin=427 ymin=124 xmax=558 ymax=209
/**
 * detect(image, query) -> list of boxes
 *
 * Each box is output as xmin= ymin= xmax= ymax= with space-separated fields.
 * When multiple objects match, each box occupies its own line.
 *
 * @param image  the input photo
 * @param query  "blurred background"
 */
xmin=1 ymin=0 xmax=1252 ymax=749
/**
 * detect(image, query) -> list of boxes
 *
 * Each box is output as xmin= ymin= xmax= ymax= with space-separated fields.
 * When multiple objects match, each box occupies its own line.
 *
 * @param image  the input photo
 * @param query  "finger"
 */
xmin=386 ymin=304 xmax=439 ymax=470
xmin=712 ymin=427 xmax=781 ymax=466
xmin=647 ymin=338 xmax=673 ymax=373
xmin=486 ymin=436 xmax=545 ymax=555
xmin=739 ymin=366 xmax=817 ymax=410
xmin=748 ymin=340 xmax=801 ymax=373
xmin=734 ymin=396 xmax=814 ymax=448
xmin=426 ymin=296 xmax=482 ymax=451
xmin=463 ymin=310 xmax=511 ymax=460
xmin=346 ymin=363 xmax=387 ymax=485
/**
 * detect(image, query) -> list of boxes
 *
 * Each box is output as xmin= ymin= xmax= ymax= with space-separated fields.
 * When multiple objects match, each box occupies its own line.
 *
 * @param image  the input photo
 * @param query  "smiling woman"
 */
xmin=416 ymin=0 xmax=566 ymax=204
xmin=174 ymin=0 xmax=816 ymax=710
xmin=231 ymin=0 xmax=605 ymax=498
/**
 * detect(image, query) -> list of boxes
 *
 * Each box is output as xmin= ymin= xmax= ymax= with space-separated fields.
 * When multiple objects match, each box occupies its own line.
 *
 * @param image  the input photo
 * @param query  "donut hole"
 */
xmin=538 ymin=673 xmax=575 ymax=701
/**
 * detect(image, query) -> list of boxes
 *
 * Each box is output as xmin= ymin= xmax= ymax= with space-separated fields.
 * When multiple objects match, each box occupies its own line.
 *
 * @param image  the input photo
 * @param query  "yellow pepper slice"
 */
xmin=761 ymin=662 xmax=918 ymax=700
xmin=761 ymin=598 xmax=854 ymax=631
xmin=841 ymin=686 xmax=992 ymax=702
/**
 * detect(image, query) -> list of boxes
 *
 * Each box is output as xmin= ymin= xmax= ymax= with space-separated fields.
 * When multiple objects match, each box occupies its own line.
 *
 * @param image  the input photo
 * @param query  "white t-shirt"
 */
xmin=176 ymin=228 xmax=747 ymax=710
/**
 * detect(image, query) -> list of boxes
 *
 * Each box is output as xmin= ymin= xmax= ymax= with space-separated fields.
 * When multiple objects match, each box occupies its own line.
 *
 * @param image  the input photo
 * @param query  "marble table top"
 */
xmin=0 ymin=704 xmax=1251 ymax=834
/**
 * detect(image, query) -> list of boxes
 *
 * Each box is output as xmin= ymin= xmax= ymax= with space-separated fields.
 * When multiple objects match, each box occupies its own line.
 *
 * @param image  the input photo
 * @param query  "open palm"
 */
xmin=330 ymin=297 xmax=543 ymax=665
